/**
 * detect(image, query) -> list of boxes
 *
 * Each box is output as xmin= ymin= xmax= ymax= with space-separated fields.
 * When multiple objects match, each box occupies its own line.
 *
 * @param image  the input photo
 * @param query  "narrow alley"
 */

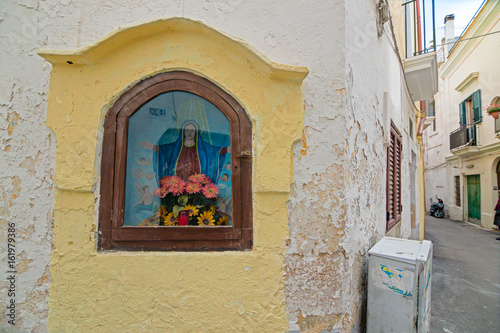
xmin=426 ymin=214 xmax=500 ymax=332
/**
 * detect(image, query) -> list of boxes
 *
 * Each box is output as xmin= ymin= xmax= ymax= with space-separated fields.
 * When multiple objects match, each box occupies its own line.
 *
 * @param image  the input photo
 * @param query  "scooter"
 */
xmin=430 ymin=197 xmax=444 ymax=218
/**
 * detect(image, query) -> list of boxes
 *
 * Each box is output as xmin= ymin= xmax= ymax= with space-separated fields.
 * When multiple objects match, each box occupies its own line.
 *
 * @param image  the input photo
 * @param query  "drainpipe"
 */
xmin=417 ymin=114 xmax=426 ymax=240
xmin=416 ymin=0 xmax=423 ymax=54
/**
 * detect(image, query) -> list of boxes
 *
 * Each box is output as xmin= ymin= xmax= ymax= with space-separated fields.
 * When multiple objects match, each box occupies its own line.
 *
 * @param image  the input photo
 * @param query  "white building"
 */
xmin=424 ymin=0 xmax=500 ymax=228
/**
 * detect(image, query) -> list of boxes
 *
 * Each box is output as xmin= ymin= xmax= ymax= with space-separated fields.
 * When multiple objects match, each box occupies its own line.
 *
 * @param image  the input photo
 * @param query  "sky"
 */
xmin=422 ymin=0 xmax=486 ymax=50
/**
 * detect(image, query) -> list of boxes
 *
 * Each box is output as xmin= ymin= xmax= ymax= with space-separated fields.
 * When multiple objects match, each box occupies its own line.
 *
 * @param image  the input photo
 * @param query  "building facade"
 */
xmin=0 ymin=0 xmax=433 ymax=331
xmin=424 ymin=1 xmax=500 ymax=229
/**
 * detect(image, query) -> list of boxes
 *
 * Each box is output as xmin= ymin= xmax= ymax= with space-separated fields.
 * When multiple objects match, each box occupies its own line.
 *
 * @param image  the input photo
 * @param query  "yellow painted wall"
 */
xmin=39 ymin=18 xmax=308 ymax=332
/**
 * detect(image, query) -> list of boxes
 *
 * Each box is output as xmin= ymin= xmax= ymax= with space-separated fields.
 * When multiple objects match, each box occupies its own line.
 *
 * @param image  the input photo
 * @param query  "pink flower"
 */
xmin=202 ymin=183 xmax=219 ymax=199
xmin=159 ymin=185 xmax=170 ymax=198
xmin=159 ymin=176 xmax=170 ymax=186
xmin=160 ymin=176 xmax=181 ymax=187
xmin=185 ymin=182 xmax=202 ymax=194
xmin=153 ymin=188 xmax=161 ymax=198
xmin=169 ymin=179 xmax=186 ymax=196
xmin=188 ymin=173 xmax=207 ymax=184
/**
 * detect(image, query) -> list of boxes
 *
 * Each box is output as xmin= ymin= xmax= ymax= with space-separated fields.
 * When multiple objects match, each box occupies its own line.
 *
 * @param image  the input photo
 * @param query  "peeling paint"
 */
xmin=7 ymin=111 xmax=19 ymax=135
xmin=300 ymin=126 xmax=311 ymax=158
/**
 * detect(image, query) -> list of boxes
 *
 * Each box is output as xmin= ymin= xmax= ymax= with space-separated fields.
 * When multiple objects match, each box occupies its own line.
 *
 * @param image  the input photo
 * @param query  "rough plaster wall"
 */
xmin=0 ymin=1 xmax=55 ymax=331
xmin=285 ymin=0 xmax=416 ymax=331
xmin=342 ymin=0 xmax=418 ymax=322
xmin=285 ymin=0 xmax=418 ymax=331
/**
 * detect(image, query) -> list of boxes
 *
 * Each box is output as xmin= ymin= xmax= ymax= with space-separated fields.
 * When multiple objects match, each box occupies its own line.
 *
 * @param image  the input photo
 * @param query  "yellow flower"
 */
xmin=197 ymin=211 xmax=215 ymax=226
xmin=164 ymin=212 xmax=178 ymax=226
xmin=184 ymin=204 xmax=199 ymax=217
xmin=138 ymin=219 xmax=152 ymax=226
xmin=217 ymin=216 xmax=229 ymax=226
xmin=156 ymin=206 xmax=167 ymax=219
xmin=209 ymin=205 xmax=216 ymax=214
xmin=139 ymin=214 xmax=160 ymax=226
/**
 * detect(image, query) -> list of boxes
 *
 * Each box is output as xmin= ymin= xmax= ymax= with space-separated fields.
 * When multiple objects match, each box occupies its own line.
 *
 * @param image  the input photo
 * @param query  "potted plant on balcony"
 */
xmin=486 ymin=104 xmax=500 ymax=119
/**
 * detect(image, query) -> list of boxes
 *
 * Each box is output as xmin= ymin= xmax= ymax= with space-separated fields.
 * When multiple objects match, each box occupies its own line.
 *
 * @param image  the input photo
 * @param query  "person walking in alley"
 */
xmin=494 ymin=196 xmax=500 ymax=240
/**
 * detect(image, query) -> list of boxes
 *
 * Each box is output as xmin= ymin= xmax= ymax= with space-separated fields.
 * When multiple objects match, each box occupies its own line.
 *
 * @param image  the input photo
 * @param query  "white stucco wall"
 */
xmin=0 ymin=1 xmax=55 ymax=331
xmin=286 ymin=0 xmax=419 ymax=330
xmin=0 ymin=0 xmax=419 ymax=331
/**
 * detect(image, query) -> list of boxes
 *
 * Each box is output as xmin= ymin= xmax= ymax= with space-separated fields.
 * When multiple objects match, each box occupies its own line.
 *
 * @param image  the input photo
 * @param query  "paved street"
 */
xmin=425 ymin=215 xmax=500 ymax=333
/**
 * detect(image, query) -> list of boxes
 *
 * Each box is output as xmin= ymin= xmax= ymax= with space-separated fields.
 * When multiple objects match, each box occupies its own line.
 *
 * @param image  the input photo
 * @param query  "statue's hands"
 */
xmin=140 ymin=140 xmax=158 ymax=153
xmin=140 ymin=140 xmax=154 ymax=150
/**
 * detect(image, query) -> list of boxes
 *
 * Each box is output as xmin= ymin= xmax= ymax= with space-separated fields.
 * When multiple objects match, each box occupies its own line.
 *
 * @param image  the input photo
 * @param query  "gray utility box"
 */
xmin=367 ymin=237 xmax=432 ymax=332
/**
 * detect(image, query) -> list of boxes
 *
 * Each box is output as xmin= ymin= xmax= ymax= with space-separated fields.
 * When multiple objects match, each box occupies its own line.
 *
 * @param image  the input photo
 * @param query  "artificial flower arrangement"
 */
xmin=485 ymin=103 xmax=500 ymax=119
xmin=152 ymin=173 xmax=229 ymax=226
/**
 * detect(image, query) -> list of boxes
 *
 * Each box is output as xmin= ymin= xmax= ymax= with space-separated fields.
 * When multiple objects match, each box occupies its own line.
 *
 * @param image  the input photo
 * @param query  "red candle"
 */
xmin=178 ymin=210 xmax=189 ymax=226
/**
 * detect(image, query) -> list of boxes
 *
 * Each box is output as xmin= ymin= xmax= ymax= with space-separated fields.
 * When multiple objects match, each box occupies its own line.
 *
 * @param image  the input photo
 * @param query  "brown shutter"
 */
xmin=387 ymin=125 xmax=402 ymax=231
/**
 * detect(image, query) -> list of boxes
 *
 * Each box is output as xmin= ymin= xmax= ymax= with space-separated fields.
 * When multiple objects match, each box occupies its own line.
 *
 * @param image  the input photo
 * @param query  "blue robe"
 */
xmin=154 ymin=132 xmax=226 ymax=184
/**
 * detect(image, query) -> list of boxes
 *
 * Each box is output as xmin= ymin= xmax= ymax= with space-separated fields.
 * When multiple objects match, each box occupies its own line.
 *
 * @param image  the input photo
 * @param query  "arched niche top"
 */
xmin=38 ymin=17 xmax=308 ymax=82
xmin=39 ymin=17 xmax=308 ymax=194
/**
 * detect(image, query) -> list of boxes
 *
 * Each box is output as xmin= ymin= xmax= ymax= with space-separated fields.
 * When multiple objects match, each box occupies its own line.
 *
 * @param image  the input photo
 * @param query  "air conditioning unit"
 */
xmin=367 ymin=237 xmax=433 ymax=332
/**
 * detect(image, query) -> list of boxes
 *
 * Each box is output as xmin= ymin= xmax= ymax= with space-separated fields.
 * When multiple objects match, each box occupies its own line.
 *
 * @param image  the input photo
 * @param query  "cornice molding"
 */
xmin=455 ymin=72 xmax=479 ymax=92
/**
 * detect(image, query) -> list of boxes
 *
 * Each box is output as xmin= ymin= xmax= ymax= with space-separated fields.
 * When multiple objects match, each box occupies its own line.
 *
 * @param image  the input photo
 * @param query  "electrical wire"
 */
xmin=441 ymin=30 xmax=500 ymax=46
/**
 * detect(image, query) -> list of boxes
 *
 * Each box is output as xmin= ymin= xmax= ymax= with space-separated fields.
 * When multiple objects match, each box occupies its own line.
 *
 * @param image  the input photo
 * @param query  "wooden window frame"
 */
xmin=386 ymin=123 xmax=402 ymax=231
xmin=98 ymin=71 xmax=253 ymax=251
xmin=454 ymin=176 xmax=461 ymax=207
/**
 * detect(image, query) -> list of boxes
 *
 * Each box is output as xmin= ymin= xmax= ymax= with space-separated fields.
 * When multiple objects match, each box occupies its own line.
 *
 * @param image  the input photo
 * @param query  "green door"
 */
xmin=467 ymin=175 xmax=481 ymax=223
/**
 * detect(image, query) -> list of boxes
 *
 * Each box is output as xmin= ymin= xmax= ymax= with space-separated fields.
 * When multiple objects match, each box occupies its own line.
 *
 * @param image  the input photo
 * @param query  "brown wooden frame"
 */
xmin=386 ymin=123 xmax=402 ymax=232
xmin=99 ymin=71 xmax=253 ymax=251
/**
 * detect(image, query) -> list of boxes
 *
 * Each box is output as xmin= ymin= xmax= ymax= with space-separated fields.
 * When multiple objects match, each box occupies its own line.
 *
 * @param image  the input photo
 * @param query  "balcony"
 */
xmin=403 ymin=0 xmax=438 ymax=102
xmin=450 ymin=124 xmax=479 ymax=156
xmin=404 ymin=53 xmax=438 ymax=101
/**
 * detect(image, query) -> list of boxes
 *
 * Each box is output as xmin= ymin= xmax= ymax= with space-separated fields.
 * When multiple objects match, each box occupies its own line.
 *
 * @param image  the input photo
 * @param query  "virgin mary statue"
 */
xmin=141 ymin=94 xmax=230 ymax=183
xmin=155 ymin=121 xmax=228 ymax=182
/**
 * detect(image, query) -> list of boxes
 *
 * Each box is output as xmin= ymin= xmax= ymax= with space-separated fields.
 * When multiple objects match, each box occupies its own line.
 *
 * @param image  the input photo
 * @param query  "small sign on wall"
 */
xmin=149 ymin=107 xmax=166 ymax=116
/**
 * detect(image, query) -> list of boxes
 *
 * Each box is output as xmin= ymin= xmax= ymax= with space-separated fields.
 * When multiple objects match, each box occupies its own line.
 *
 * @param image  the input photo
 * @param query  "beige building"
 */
xmin=424 ymin=1 xmax=500 ymax=229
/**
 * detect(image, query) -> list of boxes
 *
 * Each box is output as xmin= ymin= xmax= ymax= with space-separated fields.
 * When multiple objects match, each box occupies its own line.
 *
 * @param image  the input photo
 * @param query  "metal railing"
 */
xmin=403 ymin=0 xmax=436 ymax=58
xmin=450 ymin=124 xmax=477 ymax=150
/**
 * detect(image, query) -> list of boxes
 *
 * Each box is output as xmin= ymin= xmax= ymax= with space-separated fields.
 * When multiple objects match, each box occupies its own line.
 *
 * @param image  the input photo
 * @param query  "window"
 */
xmin=428 ymin=100 xmax=436 ymax=132
xmin=492 ymin=96 xmax=500 ymax=134
xmin=454 ymin=176 xmax=461 ymax=207
xmin=459 ymin=89 xmax=481 ymax=125
xmin=495 ymin=113 xmax=500 ymax=134
xmin=386 ymin=124 xmax=402 ymax=231
xmin=99 ymin=71 xmax=253 ymax=251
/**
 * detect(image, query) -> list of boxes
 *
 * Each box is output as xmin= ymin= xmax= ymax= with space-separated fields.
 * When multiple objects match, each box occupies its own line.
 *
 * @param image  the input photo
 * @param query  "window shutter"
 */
xmin=472 ymin=89 xmax=482 ymax=123
xmin=395 ymin=137 xmax=402 ymax=222
xmin=459 ymin=101 xmax=467 ymax=126
xmin=386 ymin=125 xmax=402 ymax=231
xmin=387 ymin=132 xmax=395 ymax=222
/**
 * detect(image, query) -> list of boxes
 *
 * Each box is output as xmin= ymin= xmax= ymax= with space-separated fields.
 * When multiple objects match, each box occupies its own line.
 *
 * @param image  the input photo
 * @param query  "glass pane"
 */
xmin=123 ymin=91 xmax=232 ymax=227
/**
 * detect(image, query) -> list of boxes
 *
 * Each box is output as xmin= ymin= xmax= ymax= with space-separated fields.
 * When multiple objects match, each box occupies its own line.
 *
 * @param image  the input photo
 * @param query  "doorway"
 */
xmin=467 ymin=175 xmax=481 ymax=224
xmin=496 ymin=161 xmax=500 ymax=195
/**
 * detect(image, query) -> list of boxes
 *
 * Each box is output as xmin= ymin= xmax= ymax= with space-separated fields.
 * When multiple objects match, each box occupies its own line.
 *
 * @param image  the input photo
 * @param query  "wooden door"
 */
xmin=467 ymin=175 xmax=481 ymax=223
